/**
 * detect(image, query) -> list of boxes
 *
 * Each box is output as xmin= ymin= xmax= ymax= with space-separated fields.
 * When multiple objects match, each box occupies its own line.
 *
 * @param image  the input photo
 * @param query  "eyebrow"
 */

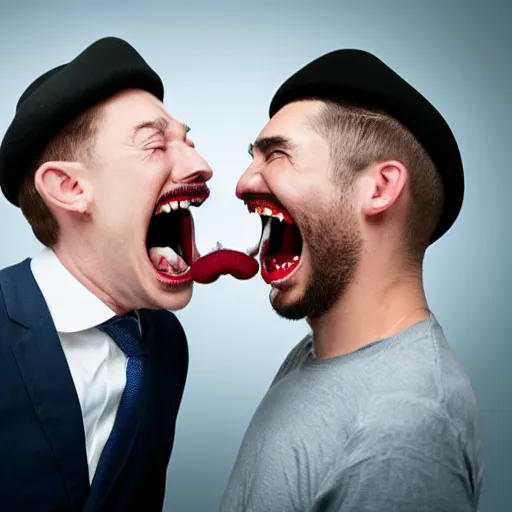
xmin=132 ymin=117 xmax=190 ymax=141
xmin=248 ymin=136 xmax=295 ymax=158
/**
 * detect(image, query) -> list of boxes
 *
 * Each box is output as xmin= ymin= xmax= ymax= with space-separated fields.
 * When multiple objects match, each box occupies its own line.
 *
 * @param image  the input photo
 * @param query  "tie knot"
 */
xmin=99 ymin=314 xmax=143 ymax=357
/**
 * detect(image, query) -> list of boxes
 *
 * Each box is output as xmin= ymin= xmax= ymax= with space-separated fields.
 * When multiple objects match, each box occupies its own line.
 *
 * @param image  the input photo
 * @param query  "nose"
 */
xmin=236 ymin=162 xmax=267 ymax=200
xmin=172 ymin=144 xmax=213 ymax=184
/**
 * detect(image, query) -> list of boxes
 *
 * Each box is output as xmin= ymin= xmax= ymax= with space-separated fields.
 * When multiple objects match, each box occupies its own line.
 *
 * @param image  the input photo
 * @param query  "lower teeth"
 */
xmin=149 ymin=246 xmax=188 ymax=275
xmin=266 ymin=255 xmax=300 ymax=273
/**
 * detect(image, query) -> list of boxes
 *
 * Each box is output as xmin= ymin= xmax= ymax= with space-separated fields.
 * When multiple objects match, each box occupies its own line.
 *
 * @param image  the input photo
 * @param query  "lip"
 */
xmin=245 ymin=198 xmax=294 ymax=224
xmin=145 ymin=183 xmax=207 ymax=287
xmin=241 ymin=196 xmax=304 ymax=286
xmin=261 ymin=254 xmax=304 ymax=286
xmin=146 ymin=252 xmax=194 ymax=287
xmin=245 ymin=197 xmax=302 ymax=285
xmin=155 ymin=183 xmax=210 ymax=212
xmin=145 ymin=223 xmax=201 ymax=287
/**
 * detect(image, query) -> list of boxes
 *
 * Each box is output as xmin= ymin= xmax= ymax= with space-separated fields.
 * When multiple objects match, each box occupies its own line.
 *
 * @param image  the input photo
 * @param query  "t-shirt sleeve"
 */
xmin=314 ymin=395 xmax=478 ymax=512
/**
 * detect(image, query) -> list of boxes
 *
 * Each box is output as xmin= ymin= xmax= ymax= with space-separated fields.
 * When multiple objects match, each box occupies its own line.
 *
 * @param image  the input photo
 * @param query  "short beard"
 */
xmin=271 ymin=197 xmax=362 ymax=321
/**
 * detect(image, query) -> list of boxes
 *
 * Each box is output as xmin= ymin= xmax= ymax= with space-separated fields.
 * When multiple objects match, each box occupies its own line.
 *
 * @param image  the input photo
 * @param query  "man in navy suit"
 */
xmin=0 ymin=37 xmax=213 ymax=511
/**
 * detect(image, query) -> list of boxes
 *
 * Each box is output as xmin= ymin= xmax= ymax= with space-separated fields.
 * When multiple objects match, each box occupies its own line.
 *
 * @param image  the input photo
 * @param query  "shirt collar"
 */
xmin=30 ymin=247 xmax=117 ymax=333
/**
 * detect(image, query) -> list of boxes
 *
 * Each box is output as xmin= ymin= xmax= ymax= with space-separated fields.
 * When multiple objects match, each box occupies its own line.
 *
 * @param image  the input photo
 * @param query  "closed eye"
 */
xmin=266 ymin=149 xmax=287 ymax=161
xmin=146 ymin=139 xmax=168 ymax=152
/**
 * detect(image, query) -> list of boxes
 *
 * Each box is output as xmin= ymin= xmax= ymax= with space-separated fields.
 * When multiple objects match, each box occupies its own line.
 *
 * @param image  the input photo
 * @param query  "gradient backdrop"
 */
xmin=0 ymin=1 xmax=509 ymax=510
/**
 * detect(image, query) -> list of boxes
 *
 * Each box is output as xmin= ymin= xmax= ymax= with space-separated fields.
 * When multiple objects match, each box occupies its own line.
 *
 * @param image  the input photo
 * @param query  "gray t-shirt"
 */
xmin=219 ymin=315 xmax=484 ymax=511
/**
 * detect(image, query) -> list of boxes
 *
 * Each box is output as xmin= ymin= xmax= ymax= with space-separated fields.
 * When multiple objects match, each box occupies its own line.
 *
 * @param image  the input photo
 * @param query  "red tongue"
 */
xmin=191 ymin=249 xmax=259 ymax=284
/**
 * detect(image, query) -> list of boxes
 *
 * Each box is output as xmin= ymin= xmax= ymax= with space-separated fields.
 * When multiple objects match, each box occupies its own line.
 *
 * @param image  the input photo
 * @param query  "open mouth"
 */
xmin=246 ymin=199 xmax=303 ymax=284
xmin=146 ymin=184 xmax=209 ymax=285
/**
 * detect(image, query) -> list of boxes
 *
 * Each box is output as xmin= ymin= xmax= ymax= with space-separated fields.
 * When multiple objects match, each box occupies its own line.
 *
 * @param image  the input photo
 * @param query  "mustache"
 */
xmin=158 ymin=183 xmax=210 ymax=202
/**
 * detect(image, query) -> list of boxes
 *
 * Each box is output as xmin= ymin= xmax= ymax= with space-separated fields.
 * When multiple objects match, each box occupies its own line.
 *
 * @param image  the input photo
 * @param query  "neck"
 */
xmin=52 ymin=243 xmax=130 ymax=316
xmin=308 ymin=260 xmax=430 ymax=359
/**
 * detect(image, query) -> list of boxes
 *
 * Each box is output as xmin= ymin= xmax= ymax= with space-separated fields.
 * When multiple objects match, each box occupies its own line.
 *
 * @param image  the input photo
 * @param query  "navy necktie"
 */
xmin=92 ymin=313 xmax=145 ymax=488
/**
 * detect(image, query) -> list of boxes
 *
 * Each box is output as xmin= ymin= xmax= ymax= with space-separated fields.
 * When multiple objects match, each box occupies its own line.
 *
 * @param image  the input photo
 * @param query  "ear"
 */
xmin=361 ymin=160 xmax=408 ymax=217
xmin=34 ymin=161 xmax=93 ymax=214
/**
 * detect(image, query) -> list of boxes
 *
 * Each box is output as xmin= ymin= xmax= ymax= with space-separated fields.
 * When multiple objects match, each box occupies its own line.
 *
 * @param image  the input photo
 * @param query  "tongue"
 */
xmin=191 ymin=249 xmax=259 ymax=284
xmin=149 ymin=247 xmax=188 ymax=275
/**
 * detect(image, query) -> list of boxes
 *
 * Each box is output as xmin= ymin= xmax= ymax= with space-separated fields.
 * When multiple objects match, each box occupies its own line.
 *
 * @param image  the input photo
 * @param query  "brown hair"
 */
xmin=18 ymin=105 xmax=102 ymax=247
xmin=310 ymin=99 xmax=444 ymax=263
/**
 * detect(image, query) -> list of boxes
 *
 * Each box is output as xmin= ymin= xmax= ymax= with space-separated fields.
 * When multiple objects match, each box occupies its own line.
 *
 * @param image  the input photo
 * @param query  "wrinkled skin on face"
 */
xmin=40 ymin=89 xmax=213 ymax=312
xmin=236 ymin=100 xmax=363 ymax=320
xmin=91 ymin=90 xmax=215 ymax=310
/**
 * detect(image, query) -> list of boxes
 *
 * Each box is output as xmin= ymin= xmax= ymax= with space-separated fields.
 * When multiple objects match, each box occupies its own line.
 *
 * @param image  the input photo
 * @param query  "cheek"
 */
xmin=122 ymin=159 xmax=168 ymax=203
xmin=147 ymin=153 xmax=176 ymax=188
xmin=92 ymin=175 xmax=150 ymax=223
xmin=265 ymin=158 xmax=333 ymax=205
xmin=263 ymin=165 xmax=305 ymax=205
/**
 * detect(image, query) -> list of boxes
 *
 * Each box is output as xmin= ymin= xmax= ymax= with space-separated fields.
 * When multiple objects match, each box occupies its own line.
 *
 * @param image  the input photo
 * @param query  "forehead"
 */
xmin=97 ymin=88 xmax=178 ymax=134
xmin=258 ymin=99 xmax=323 ymax=141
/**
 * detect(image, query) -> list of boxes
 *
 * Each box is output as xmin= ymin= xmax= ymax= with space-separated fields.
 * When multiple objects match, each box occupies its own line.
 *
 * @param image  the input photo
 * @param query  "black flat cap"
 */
xmin=0 ymin=36 xmax=164 ymax=206
xmin=269 ymin=49 xmax=463 ymax=244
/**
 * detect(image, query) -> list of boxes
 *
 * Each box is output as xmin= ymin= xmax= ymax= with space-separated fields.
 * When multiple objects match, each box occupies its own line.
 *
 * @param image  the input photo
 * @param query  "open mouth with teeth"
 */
xmin=247 ymin=199 xmax=303 ymax=284
xmin=146 ymin=185 xmax=209 ymax=285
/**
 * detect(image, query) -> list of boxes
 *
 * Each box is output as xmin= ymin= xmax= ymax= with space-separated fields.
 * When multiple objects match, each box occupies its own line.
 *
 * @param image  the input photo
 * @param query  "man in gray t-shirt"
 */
xmin=220 ymin=49 xmax=483 ymax=510
xmin=220 ymin=316 xmax=483 ymax=511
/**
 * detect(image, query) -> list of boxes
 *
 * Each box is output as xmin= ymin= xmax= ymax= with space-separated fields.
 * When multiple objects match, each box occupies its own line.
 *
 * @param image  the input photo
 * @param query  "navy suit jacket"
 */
xmin=0 ymin=258 xmax=189 ymax=511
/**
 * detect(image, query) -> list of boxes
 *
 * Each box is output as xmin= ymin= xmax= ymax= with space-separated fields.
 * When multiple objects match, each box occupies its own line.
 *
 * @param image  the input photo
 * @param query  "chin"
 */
xmin=158 ymin=284 xmax=193 ymax=311
xmin=268 ymin=253 xmax=324 ymax=321
xmin=269 ymin=282 xmax=308 ymax=320
xmin=143 ymin=278 xmax=194 ymax=311
xmin=244 ymin=193 xmax=361 ymax=322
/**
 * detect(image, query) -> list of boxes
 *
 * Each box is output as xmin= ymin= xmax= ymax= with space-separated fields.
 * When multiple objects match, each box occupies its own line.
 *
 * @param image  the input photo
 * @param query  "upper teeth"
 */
xmin=254 ymin=206 xmax=285 ymax=222
xmin=156 ymin=197 xmax=203 ymax=215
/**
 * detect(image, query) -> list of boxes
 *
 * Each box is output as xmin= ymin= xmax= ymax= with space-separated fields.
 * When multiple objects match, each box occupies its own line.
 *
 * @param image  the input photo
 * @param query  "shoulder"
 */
xmin=143 ymin=308 xmax=187 ymax=336
xmin=0 ymin=274 xmax=7 ymax=323
xmin=0 ymin=258 xmax=31 ymax=282
xmin=345 ymin=391 xmax=472 ymax=470
xmin=428 ymin=318 xmax=481 ymax=416
xmin=0 ymin=258 xmax=32 ymax=317
xmin=358 ymin=392 xmax=453 ymax=442
xmin=318 ymin=393 xmax=482 ymax=511
xmin=139 ymin=308 xmax=188 ymax=359
xmin=410 ymin=316 xmax=483 ymax=445
xmin=384 ymin=315 xmax=480 ymax=425
xmin=140 ymin=309 xmax=189 ymax=395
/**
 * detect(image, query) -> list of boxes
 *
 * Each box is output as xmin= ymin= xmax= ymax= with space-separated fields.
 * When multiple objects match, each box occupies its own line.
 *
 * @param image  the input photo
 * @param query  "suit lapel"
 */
xmin=1 ymin=259 xmax=90 ymax=509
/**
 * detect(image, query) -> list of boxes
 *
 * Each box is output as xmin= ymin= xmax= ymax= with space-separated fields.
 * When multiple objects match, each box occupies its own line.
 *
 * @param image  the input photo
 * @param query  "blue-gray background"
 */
xmin=0 ymin=0 xmax=509 ymax=510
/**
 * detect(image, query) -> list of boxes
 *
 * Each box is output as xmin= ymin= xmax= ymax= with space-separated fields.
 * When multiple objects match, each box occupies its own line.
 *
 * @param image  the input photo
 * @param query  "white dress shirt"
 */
xmin=31 ymin=247 xmax=128 ymax=484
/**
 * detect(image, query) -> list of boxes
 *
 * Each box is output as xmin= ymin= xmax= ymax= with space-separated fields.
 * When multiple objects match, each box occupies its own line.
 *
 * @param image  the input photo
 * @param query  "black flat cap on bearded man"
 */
xmin=269 ymin=49 xmax=464 ymax=244
xmin=0 ymin=36 xmax=164 ymax=206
